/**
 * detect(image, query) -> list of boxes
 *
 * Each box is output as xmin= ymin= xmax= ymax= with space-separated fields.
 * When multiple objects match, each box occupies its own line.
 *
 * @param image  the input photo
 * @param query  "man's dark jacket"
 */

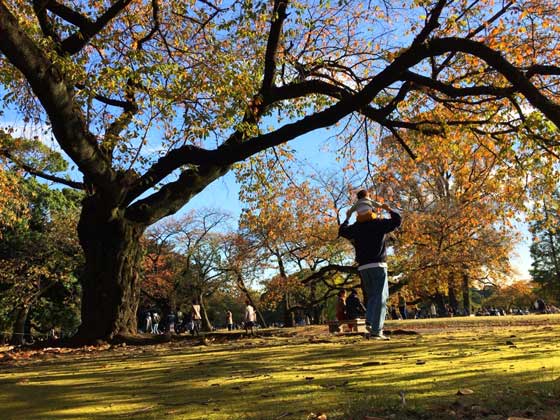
xmin=338 ymin=210 xmax=402 ymax=266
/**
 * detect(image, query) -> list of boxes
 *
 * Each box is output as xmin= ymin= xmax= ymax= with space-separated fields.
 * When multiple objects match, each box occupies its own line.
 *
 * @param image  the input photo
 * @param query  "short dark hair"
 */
xmin=357 ymin=189 xmax=368 ymax=199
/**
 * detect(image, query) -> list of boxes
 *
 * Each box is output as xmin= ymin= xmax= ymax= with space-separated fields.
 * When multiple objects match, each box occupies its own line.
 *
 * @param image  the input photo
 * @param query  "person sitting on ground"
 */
xmin=335 ymin=290 xmax=347 ymax=332
xmin=398 ymin=292 xmax=408 ymax=320
xmin=345 ymin=189 xmax=382 ymax=223
xmin=346 ymin=289 xmax=366 ymax=320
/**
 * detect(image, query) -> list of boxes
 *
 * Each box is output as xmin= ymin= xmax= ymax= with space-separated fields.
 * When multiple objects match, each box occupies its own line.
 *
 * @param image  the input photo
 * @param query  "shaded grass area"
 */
xmin=1 ymin=315 xmax=559 ymax=420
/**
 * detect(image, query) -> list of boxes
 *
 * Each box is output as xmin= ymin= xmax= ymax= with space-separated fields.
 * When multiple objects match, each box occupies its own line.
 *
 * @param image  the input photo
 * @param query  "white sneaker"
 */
xmin=372 ymin=333 xmax=390 ymax=341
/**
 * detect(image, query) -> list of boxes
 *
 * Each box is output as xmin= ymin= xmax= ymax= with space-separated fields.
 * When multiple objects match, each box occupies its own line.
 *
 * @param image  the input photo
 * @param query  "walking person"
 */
xmin=430 ymin=303 xmax=437 ymax=318
xmin=244 ymin=300 xmax=256 ymax=336
xmin=339 ymin=201 xmax=402 ymax=340
xmin=191 ymin=300 xmax=202 ymax=336
xmin=151 ymin=312 xmax=160 ymax=334
xmin=144 ymin=312 xmax=152 ymax=333
xmin=226 ymin=310 xmax=234 ymax=331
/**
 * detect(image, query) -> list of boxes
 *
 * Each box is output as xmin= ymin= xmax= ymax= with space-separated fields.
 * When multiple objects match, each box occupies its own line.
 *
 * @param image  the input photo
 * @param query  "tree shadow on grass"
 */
xmin=0 ymin=325 xmax=559 ymax=420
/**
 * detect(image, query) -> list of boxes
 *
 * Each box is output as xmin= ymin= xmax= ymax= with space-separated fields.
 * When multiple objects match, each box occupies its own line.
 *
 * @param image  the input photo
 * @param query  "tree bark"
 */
xmin=462 ymin=271 xmax=471 ymax=315
xmin=435 ymin=290 xmax=446 ymax=315
xmin=75 ymin=196 xmax=145 ymax=343
xmin=199 ymin=293 xmax=212 ymax=332
xmin=11 ymin=305 xmax=30 ymax=345
xmin=234 ymin=273 xmax=267 ymax=328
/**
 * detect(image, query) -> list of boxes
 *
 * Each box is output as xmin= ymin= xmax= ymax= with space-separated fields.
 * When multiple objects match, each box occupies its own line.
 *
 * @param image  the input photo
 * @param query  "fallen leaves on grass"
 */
xmin=457 ymin=388 xmax=475 ymax=395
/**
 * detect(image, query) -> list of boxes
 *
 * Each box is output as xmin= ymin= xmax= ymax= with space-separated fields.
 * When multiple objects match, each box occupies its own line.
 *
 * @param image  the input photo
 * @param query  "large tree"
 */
xmin=529 ymin=191 xmax=560 ymax=302
xmin=373 ymin=120 xmax=525 ymax=313
xmin=1 ymin=0 xmax=560 ymax=342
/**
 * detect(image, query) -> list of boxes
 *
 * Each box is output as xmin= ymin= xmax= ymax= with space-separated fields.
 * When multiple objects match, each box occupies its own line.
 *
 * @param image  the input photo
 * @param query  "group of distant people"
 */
xmin=142 ymin=299 xmax=203 ymax=336
xmin=140 ymin=300 xmax=258 ymax=336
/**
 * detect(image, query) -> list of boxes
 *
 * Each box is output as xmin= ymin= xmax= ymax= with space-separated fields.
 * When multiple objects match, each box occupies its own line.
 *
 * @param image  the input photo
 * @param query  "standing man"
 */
xmin=226 ymin=310 xmax=234 ymax=331
xmin=244 ymin=300 xmax=256 ymax=336
xmin=191 ymin=300 xmax=202 ymax=336
xmin=398 ymin=292 xmax=408 ymax=320
xmin=339 ymin=202 xmax=402 ymax=340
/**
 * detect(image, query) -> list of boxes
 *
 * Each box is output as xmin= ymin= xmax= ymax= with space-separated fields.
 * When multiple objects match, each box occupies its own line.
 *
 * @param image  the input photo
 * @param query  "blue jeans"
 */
xmin=359 ymin=267 xmax=389 ymax=334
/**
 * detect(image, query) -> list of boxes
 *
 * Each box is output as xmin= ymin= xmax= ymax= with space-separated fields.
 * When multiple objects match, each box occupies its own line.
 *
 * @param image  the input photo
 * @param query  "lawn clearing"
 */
xmin=1 ymin=315 xmax=559 ymax=420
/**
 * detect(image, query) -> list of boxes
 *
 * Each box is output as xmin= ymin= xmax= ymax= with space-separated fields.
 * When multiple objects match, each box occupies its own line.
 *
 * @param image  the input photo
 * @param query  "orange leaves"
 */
xmin=0 ymin=166 xmax=27 ymax=235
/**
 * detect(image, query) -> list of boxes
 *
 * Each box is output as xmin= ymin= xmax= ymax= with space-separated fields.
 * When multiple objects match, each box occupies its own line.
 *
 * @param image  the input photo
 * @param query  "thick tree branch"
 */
xmin=425 ymin=38 xmax=560 ymax=128
xmin=32 ymin=0 xmax=61 ymax=44
xmin=61 ymin=0 xmax=133 ymax=55
xmin=0 ymin=3 xmax=116 ymax=191
xmin=45 ymin=0 xmax=94 ymax=29
xmin=126 ymin=36 xmax=560 ymax=211
xmin=301 ymin=264 xmax=357 ymax=285
xmin=136 ymin=0 xmax=160 ymax=50
xmin=403 ymin=70 xmax=514 ymax=98
xmin=525 ymin=65 xmax=560 ymax=79
xmin=261 ymin=0 xmax=288 ymax=93
xmin=411 ymin=0 xmax=447 ymax=47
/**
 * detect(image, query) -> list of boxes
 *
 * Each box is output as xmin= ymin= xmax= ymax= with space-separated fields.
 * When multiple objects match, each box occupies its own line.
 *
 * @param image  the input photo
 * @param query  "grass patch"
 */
xmin=1 ymin=315 xmax=559 ymax=419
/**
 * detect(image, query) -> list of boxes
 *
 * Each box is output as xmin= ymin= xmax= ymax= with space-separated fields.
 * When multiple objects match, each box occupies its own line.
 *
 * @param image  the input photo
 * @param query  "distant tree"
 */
xmin=482 ymin=281 xmax=536 ymax=311
xmin=373 ymin=119 xmax=524 ymax=314
xmin=0 ymin=177 xmax=83 ymax=344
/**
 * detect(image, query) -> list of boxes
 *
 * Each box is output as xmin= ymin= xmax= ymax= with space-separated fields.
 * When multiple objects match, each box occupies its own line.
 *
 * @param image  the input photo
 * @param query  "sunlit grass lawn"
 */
xmin=1 ymin=315 xmax=559 ymax=420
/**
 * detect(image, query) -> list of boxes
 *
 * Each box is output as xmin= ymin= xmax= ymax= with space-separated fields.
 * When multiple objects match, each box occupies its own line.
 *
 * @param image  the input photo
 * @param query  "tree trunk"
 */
xmin=447 ymin=274 xmax=459 ymax=315
xmin=199 ymin=293 xmax=213 ymax=332
xmin=235 ymin=273 xmax=267 ymax=327
xmin=75 ymin=197 xmax=145 ymax=343
xmin=283 ymin=293 xmax=295 ymax=327
xmin=435 ymin=290 xmax=446 ymax=315
xmin=462 ymin=271 xmax=471 ymax=315
xmin=11 ymin=304 xmax=30 ymax=345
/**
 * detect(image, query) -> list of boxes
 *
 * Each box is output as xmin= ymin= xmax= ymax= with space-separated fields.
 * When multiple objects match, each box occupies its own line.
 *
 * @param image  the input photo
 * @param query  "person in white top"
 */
xmin=244 ymin=300 xmax=256 ymax=336
xmin=191 ymin=300 xmax=202 ymax=336
xmin=345 ymin=189 xmax=382 ymax=223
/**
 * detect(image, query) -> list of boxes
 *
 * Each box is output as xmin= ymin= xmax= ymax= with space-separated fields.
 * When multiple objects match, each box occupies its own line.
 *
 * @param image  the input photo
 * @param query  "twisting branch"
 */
xmin=103 ymin=79 xmax=139 ymax=156
xmin=0 ymin=2 xmax=115 ymax=191
xmin=32 ymin=0 xmax=61 ymax=44
xmin=75 ymin=83 xmax=133 ymax=109
xmin=411 ymin=0 xmax=447 ymax=47
xmin=44 ymin=0 xmax=94 ymax=29
xmin=61 ymin=0 xmax=134 ymax=55
xmin=433 ymin=1 xmax=514 ymax=76
xmin=136 ymin=0 xmax=160 ymax=50
xmin=525 ymin=65 xmax=560 ymax=79
xmin=301 ymin=264 xmax=358 ymax=285
xmin=403 ymin=70 xmax=514 ymax=98
xmin=388 ymin=126 xmax=417 ymax=160
xmin=0 ymin=148 xmax=85 ymax=190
